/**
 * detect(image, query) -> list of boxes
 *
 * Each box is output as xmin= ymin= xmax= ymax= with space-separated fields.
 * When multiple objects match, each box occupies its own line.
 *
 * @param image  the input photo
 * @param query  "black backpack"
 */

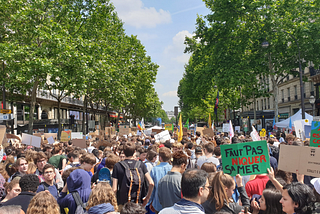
xmin=118 ymin=160 xmax=145 ymax=204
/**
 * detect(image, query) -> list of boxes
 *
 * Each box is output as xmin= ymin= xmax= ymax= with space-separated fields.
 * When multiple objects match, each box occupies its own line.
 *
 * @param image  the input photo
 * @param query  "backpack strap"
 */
xmin=134 ymin=161 xmax=142 ymax=204
xmin=71 ymin=191 xmax=86 ymax=209
xmin=41 ymin=182 xmax=49 ymax=191
xmin=119 ymin=161 xmax=133 ymax=202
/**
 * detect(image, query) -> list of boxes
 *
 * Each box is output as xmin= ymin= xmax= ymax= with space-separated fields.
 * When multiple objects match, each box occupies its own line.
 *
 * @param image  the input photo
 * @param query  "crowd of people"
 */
xmin=0 ymin=129 xmax=318 ymax=214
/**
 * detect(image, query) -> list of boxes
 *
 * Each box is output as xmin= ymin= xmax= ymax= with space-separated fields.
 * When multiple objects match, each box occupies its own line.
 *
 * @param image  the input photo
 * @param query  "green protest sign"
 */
xmin=221 ymin=140 xmax=270 ymax=176
xmin=310 ymin=121 xmax=320 ymax=147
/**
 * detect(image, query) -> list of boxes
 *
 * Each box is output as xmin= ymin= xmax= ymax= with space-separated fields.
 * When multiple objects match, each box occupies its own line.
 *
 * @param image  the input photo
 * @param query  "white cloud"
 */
xmin=162 ymin=90 xmax=177 ymax=97
xmin=111 ymin=0 xmax=171 ymax=28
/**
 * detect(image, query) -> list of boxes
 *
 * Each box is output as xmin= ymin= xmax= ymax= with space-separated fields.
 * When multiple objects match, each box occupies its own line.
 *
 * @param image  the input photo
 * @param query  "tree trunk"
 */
xmin=28 ymin=79 xmax=39 ymax=134
xmin=82 ymin=95 xmax=87 ymax=134
xmin=268 ymin=53 xmax=279 ymax=122
xmin=57 ymin=99 xmax=61 ymax=140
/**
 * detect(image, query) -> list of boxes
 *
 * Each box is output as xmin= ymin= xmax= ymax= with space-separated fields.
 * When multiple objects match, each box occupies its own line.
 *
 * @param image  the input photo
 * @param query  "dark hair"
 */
xmin=19 ymin=174 xmax=40 ymax=192
xmin=120 ymin=202 xmax=146 ymax=214
xmin=204 ymin=142 xmax=215 ymax=153
xmin=215 ymin=138 xmax=222 ymax=146
xmin=146 ymin=150 xmax=157 ymax=162
xmin=186 ymin=142 xmax=194 ymax=150
xmin=213 ymin=147 xmax=221 ymax=157
xmin=262 ymin=189 xmax=285 ymax=214
xmin=34 ymin=152 xmax=47 ymax=165
xmin=196 ymin=131 xmax=201 ymax=137
xmin=159 ymin=147 xmax=171 ymax=162
xmin=265 ymin=177 xmax=287 ymax=189
xmin=172 ymin=151 xmax=188 ymax=167
xmin=181 ymin=169 xmax=208 ymax=199
xmin=201 ymin=162 xmax=217 ymax=173
xmin=67 ymin=151 xmax=79 ymax=159
xmin=92 ymin=149 xmax=99 ymax=158
xmin=123 ymin=142 xmax=136 ymax=157
xmin=42 ymin=164 xmax=55 ymax=174
xmin=283 ymin=182 xmax=316 ymax=214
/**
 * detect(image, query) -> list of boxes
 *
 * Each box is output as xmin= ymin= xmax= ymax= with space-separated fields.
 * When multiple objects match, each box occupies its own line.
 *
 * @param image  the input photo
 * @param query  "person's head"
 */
xmin=120 ymin=202 xmax=147 ymax=214
xmin=195 ymin=146 xmax=203 ymax=157
xmin=105 ymin=153 xmax=120 ymax=170
xmin=203 ymin=142 xmax=214 ymax=154
xmin=42 ymin=164 xmax=55 ymax=182
xmin=0 ymin=205 xmax=24 ymax=214
xmin=259 ymin=188 xmax=284 ymax=214
xmin=80 ymin=153 xmax=96 ymax=171
xmin=123 ymin=142 xmax=136 ymax=157
xmin=67 ymin=151 xmax=79 ymax=163
xmin=285 ymin=134 xmax=295 ymax=145
xmin=196 ymin=131 xmax=201 ymax=137
xmin=158 ymin=147 xmax=171 ymax=162
xmin=15 ymin=158 xmax=28 ymax=174
xmin=26 ymin=191 xmax=60 ymax=214
xmin=4 ymin=177 xmax=21 ymax=200
xmin=34 ymin=152 xmax=48 ymax=172
xmin=172 ymin=151 xmax=188 ymax=173
xmin=213 ymin=146 xmax=221 ymax=157
xmin=86 ymin=182 xmax=118 ymax=212
xmin=137 ymin=147 xmax=147 ymax=161
xmin=181 ymin=169 xmax=209 ymax=204
xmin=280 ymin=182 xmax=315 ymax=214
xmin=311 ymin=178 xmax=320 ymax=202
xmin=209 ymin=171 xmax=235 ymax=211
xmin=146 ymin=150 xmax=157 ymax=162
xmin=52 ymin=144 xmax=62 ymax=155
xmin=19 ymin=174 xmax=40 ymax=193
xmin=172 ymin=143 xmax=183 ymax=153
xmin=201 ymin=162 xmax=217 ymax=173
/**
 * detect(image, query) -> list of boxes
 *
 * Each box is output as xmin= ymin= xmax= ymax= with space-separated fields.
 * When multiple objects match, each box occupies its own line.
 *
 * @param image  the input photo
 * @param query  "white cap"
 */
xmin=311 ymin=178 xmax=320 ymax=194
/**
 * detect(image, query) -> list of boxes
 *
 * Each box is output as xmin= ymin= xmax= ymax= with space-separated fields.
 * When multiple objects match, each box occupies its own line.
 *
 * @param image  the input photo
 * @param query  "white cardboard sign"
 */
xmin=71 ymin=132 xmax=83 ymax=140
xmin=22 ymin=133 xmax=41 ymax=148
xmin=154 ymin=130 xmax=171 ymax=142
xmin=47 ymin=136 xmax=55 ymax=144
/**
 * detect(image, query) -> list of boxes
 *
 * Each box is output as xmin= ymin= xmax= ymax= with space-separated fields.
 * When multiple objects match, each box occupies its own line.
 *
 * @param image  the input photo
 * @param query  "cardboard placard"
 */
xmin=221 ymin=140 xmax=270 ymax=176
xmin=105 ymin=127 xmax=116 ymax=136
xmin=71 ymin=132 xmax=83 ymax=140
xmin=202 ymin=128 xmax=214 ymax=137
xmin=72 ymin=137 xmax=86 ymax=148
xmin=278 ymin=144 xmax=320 ymax=177
xmin=61 ymin=131 xmax=71 ymax=142
xmin=47 ymin=136 xmax=55 ymax=144
xmin=183 ymin=128 xmax=188 ymax=136
xmin=119 ymin=125 xmax=130 ymax=136
xmin=154 ymin=130 xmax=171 ymax=142
xmin=96 ymin=140 xmax=112 ymax=149
xmin=152 ymin=129 xmax=163 ymax=134
xmin=223 ymin=123 xmax=229 ymax=133
xmin=196 ymin=127 xmax=204 ymax=135
xmin=235 ymin=126 xmax=240 ymax=133
xmin=22 ymin=133 xmax=41 ymax=148
xmin=0 ymin=126 xmax=6 ymax=144
xmin=130 ymin=127 xmax=137 ymax=132
xmin=6 ymin=134 xmax=21 ymax=144
xmin=165 ymin=124 xmax=173 ymax=132
xmin=44 ymin=133 xmax=57 ymax=141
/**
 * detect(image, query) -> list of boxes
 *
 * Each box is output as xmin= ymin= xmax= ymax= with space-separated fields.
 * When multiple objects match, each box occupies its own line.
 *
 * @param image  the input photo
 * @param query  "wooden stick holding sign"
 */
xmin=221 ymin=140 xmax=270 ymax=176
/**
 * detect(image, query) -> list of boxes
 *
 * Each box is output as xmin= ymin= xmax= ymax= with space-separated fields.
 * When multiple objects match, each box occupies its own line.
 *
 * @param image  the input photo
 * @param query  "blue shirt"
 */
xmin=37 ymin=182 xmax=58 ymax=199
xmin=149 ymin=162 xmax=172 ymax=211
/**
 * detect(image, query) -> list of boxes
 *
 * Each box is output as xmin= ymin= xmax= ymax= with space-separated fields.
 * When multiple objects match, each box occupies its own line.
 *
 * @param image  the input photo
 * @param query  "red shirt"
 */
xmin=245 ymin=175 xmax=269 ymax=197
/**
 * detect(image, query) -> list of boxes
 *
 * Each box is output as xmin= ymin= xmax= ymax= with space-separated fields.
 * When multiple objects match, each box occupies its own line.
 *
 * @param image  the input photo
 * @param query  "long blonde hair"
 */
xmin=209 ymin=171 xmax=235 ymax=210
xmin=26 ymin=191 xmax=60 ymax=214
xmin=86 ymin=182 xmax=118 ymax=211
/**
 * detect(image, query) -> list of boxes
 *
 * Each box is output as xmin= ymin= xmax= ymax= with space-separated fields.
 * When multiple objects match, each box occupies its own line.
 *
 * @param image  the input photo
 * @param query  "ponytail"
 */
xmin=210 ymin=171 xmax=234 ymax=210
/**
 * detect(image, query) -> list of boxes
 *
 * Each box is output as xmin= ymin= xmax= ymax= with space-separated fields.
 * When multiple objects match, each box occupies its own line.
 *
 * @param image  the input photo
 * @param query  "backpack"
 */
xmin=118 ymin=160 xmax=145 ymax=204
xmin=71 ymin=191 xmax=87 ymax=214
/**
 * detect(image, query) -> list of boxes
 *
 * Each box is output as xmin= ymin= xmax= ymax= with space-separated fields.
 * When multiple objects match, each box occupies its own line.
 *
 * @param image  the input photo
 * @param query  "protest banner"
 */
xmin=235 ymin=126 xmax=240 ymax=133
xmin=250 ymin=126 xmax=261 ymax=141
xmin=310 ymin=121 xmax=320 ymax=147
xmin=61 ymin=131 xmax=71 ymax=142
xmin=223 ymin=123 xmax=229 ymax=132
xmin=202 ymin=128 xmax=214 ymax=137
xmin=47 ymin=136 xmax=55 ymax=144
xmin=72 ymin=137 xmax=87 ymax=148
xmin=119 ymin=125 xmax=130 ymax=136
xmin=221 ymin=140 xmax=270 ymax=176
xmin=278 ymin=144 xmax=320 ymax=177
xmin=305 ymin=125 xmax=311 ymax=139
xmin=0 ymin=126 xmax=6 ymax=144
xmin=71 ymin=132 xmax=83 ymax=140
xmin=154 ymin=130 xmax=171 ymax=142
xmin=22 ymin=133 xmax=41 ymax=148
xmin=196 ymin=127 xmax=204 ymax=135
xmin=165 ymin=124 xmax=173 ymax=132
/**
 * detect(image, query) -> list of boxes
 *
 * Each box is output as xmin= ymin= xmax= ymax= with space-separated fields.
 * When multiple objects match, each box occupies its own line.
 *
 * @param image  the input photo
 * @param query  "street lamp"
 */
xmin=262 ymin=30 xmax=305 ymax=119
xmin=310 ymin=95 xmax=315 ymax=116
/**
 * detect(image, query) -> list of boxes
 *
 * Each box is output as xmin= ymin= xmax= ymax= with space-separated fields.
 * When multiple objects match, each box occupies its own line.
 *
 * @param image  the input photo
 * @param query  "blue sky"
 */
xmin=110 ymin=0 xmax=211 ymax=111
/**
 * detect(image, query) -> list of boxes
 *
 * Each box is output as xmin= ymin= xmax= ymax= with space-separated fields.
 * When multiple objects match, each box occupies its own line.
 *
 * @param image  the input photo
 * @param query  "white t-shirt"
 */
xmin=197 ymin=155 xmax=220 ymax=168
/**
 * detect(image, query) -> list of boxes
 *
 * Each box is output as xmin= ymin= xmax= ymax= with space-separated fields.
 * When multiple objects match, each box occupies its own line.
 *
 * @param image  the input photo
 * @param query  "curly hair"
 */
xmin=26 ymin=191 xmax=60 ymax=214
xmin=86 ymin=182 xmax=118 ymax=212
xmin=19 ymin=174 xmax=40 ymax=192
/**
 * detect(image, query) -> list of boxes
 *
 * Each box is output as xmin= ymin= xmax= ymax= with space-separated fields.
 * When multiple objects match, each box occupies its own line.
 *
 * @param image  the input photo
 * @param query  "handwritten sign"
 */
xmin=61 ymin=131 xmax=71 ymax=142
xmin=310 ymin=121 xmax=320 ymax=147
xmin=221 ymin=140 xmax=270 ymax=176
xmin=165 ymin=124 xmax=173 ymax=132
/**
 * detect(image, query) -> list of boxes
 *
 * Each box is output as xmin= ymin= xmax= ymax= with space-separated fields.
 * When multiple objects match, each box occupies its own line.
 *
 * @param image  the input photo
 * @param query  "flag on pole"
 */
xmin=208 ymin=113 xmax=212 ymax=129
xmin=289 ymin=117 xmax=293 ymax=134
xmin=184 ymin=118 xmax=189 ymax=129
xmin=178 ymin=114 xmax=183 ymax=142
xmin=141 ymin=118 xmax=145 ymax=130
xmin=272 ymin=117 xmax=277 ymax=130
xmin=137 ymin=122 xmax=142 ymax=131
xmin=214 ymin=91 xmax=219 ymax=115
xmin=251 ymin=126 xmax=261 ymax=141
xmin=229 ymin=120 xmax=234 ymax=142
xmin=212 ymin=120 xmax=214 ymax=130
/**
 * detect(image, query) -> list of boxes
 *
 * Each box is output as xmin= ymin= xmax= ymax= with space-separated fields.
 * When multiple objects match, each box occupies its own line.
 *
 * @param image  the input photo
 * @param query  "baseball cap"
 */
xmin=311 ymin=178 xmax=320 ymax=194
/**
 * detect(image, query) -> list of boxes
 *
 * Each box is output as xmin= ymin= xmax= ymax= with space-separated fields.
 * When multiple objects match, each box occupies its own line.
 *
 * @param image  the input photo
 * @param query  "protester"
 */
xmin=202 ymin=171 xmax=250 ymax=214
xmin=251 ymin=188 xmax=285 ymax=214
xmin=1 ymin=174 xmax=40 ymax=213
xmin=0 ymin=205 xmax=24 ymax=214
xmin=159 ymin=169 xmax=209 ymax=214
xmin=196 ymin=142 xmax=219 ymax=168
xmin=11 ymin=158 xmax=28 ymax=180
xmin=26 ymin=191 xmax=60 ymax=214
xmin=79 ymin=153 xmax=97 ymax=177
xmin=48 ymin=144 xmax=67 ymax=171
xmin=36 ymin=164 xmax=58 ymax=199
xmin=120 ymin=202 xmax=146 ymax=214
xmin=145 ymin=150 xmax=157 ymax=172
xmin=158 ymin=151 xmax=188 ymax=209
xmin=1 ymin=177 xmax=21 ymax=203
xmin=64 ymin=150 xmax=81 ymax=171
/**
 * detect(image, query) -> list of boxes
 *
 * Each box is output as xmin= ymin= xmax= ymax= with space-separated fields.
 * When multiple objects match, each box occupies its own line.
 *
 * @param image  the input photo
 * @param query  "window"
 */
xmin=257 ymin=101 xmax=259 ymax=111
xmin=311 ymin=81 xmax=315 ymax=93
xmin=261 ymin=99 xmax=264 ymax=110
xmin=294 ymin=86 xmax=297 ymax=96
xmin=287 ymin=88 xmax=290 ymax=98
xmin=281 ymin=90 xmax=284 ymax=99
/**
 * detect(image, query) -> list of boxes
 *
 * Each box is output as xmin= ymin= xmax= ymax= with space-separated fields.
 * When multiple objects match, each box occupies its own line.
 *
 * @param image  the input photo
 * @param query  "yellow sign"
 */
xmin=259 ymin=128 xmax=266 ymax=137
xmin=165 ymin=124 xmax=173 ymax=131
xmin=0 ymin=109 xmax=11 ymax=114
